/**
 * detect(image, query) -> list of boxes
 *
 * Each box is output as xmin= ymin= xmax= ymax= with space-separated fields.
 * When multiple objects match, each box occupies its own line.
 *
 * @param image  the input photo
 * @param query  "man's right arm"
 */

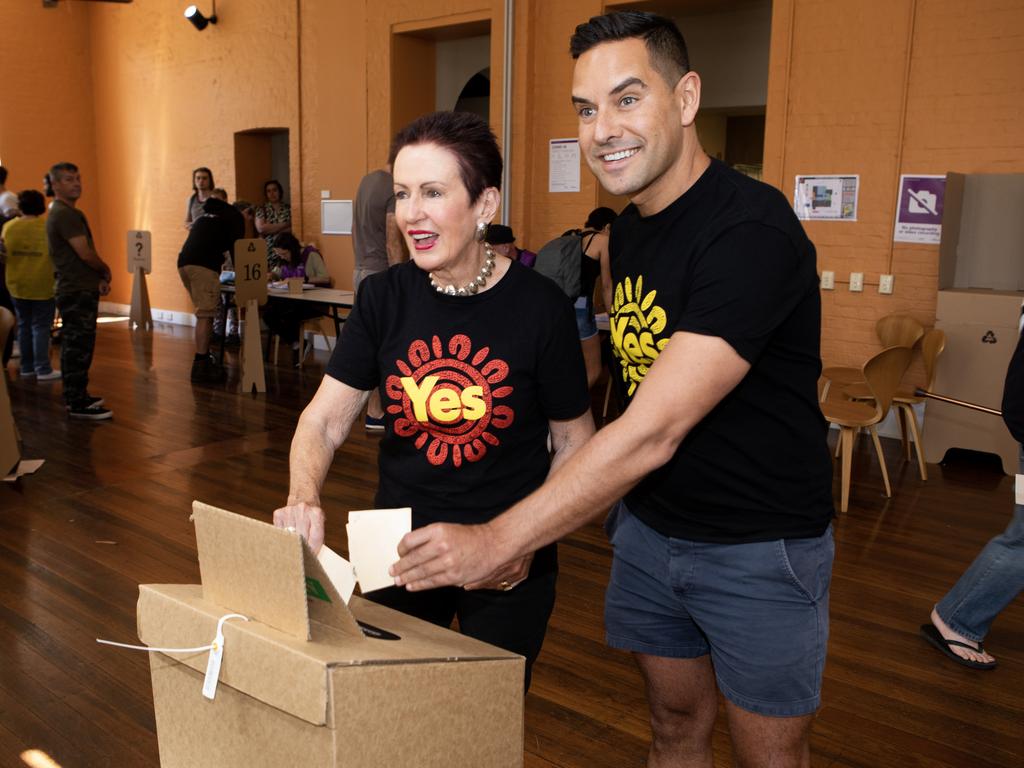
xmin=67 ymin=235 xmax=111 ymax=281
xmin=273 ymin=375 xmax=369 ymax=553
xmin=385 ymin=212 xmax=407 ymax=266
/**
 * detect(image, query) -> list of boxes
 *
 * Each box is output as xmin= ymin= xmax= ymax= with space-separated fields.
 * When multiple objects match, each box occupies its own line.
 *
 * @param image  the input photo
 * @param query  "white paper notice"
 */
xmin=346 ymin=508 xmax=412 ymax=594
xmin=793 ymin=175 xmax=859 ymax=221
xmin=549 ymin=139 xmax=581 ymax=193
xmin=1016 ymin=474 xmax=1023 ymax=506
xmin=317 ymin=545 xmax=357 ymax=603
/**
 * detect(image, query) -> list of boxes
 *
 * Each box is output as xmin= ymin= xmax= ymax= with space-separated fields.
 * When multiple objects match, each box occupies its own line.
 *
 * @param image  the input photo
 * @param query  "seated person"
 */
xmin=486 ymin=224 xmax=536 ymax=268
xmin=263 ymin=232 xmax=330 ymax=366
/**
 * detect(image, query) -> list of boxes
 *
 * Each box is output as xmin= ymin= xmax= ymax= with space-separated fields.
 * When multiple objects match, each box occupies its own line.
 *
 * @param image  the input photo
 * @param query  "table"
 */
xmin=218 ymin=284 xmax=354 ymax=363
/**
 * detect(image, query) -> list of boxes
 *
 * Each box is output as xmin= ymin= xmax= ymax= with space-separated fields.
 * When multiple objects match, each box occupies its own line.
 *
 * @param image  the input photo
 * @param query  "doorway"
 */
xmin=233 ymin=128 xmax=290 ymax=206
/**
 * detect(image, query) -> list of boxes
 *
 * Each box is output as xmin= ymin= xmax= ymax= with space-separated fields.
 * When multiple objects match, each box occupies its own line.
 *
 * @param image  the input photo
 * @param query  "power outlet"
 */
xmin=849 ymin=272 xmax=864 ymax=292
xmin=820 ymin=271 xmax=835 ymax=290
xmin=879 ymin=274 xmax=894 ymax=294
xmin=320 ymin=190 xmax=331 ymax=199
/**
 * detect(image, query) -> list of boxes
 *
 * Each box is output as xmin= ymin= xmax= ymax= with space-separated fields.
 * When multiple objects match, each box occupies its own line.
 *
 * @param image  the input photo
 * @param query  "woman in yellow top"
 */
xmin=1 ymin=190 xmax=59 ymax=380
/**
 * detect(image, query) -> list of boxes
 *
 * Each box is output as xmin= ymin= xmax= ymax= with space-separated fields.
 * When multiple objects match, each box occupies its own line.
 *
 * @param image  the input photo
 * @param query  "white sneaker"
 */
xmin=36 ymin=370 xmax=62 ymax=381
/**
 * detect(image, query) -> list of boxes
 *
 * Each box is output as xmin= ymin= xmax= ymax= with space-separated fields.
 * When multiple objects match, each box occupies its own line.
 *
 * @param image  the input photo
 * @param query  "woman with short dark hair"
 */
xmin=274 ymin=111 xmax=595 ymax=689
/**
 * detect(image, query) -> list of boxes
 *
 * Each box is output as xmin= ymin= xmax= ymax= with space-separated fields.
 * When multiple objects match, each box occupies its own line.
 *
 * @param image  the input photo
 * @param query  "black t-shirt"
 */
xmin=609 ymin=159 xmax=834 ymax=543
xmin=1002 ymin=324 xmax=1024 ymax=445
xmin=326 ymin=259 xmax=590 ymax=528
xmin=177 ymin=197 xmax=244 ymax=271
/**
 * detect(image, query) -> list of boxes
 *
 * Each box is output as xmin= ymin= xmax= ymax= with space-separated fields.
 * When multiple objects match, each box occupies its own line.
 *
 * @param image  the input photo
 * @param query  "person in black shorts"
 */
xmin=274 ymin=111 xmax=595 ymax=691
xmin=392 ymin=12 xmax=834 ymax=766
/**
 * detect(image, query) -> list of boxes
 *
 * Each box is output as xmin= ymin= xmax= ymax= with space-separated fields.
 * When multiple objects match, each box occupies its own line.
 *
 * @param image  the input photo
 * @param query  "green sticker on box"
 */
xmin=305 ymin=577 xmax=331 ymax=602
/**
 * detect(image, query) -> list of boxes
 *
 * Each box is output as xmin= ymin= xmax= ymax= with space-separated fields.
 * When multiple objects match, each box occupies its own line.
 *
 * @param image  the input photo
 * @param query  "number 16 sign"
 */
xmin=233 ymin=239 xmax=267 ymax=393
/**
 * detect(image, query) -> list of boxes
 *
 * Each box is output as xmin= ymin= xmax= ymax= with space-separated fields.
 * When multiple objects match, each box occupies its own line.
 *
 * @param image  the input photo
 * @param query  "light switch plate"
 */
xmin=879 ymin=274 xmax=894 ymax=294
xmin=849 ymin=272 xmax=864 ymax=292
xmin=820 ymin=271 xmax=835 ymax=290
xmin=320 ymin=190 xmax=331 ymax=199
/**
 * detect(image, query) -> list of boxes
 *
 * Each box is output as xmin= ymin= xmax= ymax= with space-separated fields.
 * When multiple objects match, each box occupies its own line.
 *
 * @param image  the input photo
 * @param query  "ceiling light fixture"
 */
xmin=184 ymin=3 xmax=217 ymax=31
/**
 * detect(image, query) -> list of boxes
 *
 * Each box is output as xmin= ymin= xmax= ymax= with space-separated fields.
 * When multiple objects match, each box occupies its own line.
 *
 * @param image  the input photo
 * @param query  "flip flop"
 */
xmin=920 ymin=623 xmax=997 ymax=670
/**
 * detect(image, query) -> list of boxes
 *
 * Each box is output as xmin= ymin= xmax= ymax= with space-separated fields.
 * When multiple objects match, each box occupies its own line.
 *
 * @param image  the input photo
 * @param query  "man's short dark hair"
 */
xmin=570 ymin=12 xmax=690 ymax=87
xmin=390 ymin=111 xmax=502 ymax=204
xmin=49 ymin=162 xmax=79 ymax=181
xmin=0 ymin=167 xmax=7 ymax=186
xmin=17 ymin=190 xmax=45 ymax=216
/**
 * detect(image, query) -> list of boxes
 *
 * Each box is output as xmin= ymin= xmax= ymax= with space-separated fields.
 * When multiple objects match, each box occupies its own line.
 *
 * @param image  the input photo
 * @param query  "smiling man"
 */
xmin=392 ymin=12 xmax=833 ymax=765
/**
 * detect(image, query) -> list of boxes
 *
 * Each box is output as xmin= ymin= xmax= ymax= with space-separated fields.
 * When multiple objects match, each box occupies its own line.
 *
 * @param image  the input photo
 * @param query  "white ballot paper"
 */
xmin=317 ymin=545 xmax=357 ymax=603
xmin=345 ymin=508 xmax=412 ymax=594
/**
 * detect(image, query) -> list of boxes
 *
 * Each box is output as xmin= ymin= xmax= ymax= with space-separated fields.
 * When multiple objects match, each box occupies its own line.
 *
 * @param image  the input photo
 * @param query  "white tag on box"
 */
xmin=317 ymin=545 xmax=357 ymax=603
xmin=346 ymin=508 xmax=412 ymax=594
xmin=202 ymin=629 xmax=226 ymax=700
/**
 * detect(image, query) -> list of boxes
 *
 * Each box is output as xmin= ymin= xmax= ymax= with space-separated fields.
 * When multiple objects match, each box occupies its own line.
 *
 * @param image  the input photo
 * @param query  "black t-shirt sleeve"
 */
xmin=1001 ymin=330 xmax=1024 ymax=444
xmin=325 ymin=275 xmax=382 ymax=391
xmin=53 ymin=206 xmax=86 ymax=242
xmin=674 ymin=222 xmax=810 ymax=364
xmin=534 ymin=291 xmax=591 ymax=420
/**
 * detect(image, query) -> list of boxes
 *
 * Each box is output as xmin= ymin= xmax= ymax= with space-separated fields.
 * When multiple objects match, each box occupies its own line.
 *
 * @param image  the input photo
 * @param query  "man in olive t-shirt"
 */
xmin=45 ymin=162 xmax=113 ymax=420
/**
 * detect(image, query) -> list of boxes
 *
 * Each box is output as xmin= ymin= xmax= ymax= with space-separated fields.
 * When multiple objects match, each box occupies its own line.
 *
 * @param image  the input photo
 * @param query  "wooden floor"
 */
xmin=0 ymin=321 xmax=1020 ymax=767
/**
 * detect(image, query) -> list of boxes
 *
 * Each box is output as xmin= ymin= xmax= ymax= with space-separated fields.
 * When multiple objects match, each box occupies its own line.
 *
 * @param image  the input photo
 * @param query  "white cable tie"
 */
xmin=96 ymin=613 xmax=250 ymax=655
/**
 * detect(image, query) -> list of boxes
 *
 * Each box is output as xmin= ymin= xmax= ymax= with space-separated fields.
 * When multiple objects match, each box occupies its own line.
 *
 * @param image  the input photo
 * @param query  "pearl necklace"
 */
xmin=428 ymin=246 xmax=496 ymax=296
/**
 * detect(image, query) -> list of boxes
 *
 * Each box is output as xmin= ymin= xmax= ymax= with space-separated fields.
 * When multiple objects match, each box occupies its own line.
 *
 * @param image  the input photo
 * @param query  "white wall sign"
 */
xmin=794 ymin=175 xmax=859 ymax=221
xmin=321 ymin=200 xmax=353 ymax=235
xmin=126 ymin=230 xmax=152 ymax=273
xmin=549 ymin=139 xmax=581 ymax=193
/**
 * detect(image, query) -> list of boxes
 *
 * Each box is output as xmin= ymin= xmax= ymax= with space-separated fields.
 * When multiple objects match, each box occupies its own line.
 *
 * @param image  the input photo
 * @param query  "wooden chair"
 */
xmin=0 ymin=307 xmax=22 ymax=476
xmin=821 ymin=346 xmax=912 ymax=513
xmin=842 ymin=328 xmax=946 ymax=481
xmin=820 ymin=314 xmax=924 ymax=401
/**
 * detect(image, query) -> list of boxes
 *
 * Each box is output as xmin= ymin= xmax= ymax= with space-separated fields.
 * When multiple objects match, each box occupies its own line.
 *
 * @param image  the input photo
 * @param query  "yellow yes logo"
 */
xmin=400 ymin=376 xmax=487 ymax=423
xmin=610 ymin=275 xmax=670 ymax=396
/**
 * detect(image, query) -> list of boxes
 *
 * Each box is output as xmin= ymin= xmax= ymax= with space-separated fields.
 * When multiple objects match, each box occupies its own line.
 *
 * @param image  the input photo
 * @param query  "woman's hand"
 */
xmin=463 ymin=552 xmax=534 ymax=592
xmin=273 ymin=501 xmax=326 ymax=555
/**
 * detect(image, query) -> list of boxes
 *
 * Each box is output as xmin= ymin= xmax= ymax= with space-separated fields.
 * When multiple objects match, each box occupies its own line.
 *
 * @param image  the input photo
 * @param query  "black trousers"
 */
xmin=369 ymin=543 xmax=558 ymax=692
xmin=55 ymin=290 xmax=99 ymax=406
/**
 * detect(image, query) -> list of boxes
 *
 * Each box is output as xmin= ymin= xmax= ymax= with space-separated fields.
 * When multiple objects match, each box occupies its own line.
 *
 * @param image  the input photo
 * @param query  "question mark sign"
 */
xmin=135 ymin=241 xmax=143 ymax=256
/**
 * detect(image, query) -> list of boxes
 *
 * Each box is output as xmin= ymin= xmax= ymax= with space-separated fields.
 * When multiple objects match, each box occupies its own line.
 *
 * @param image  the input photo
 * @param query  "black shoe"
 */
xmin=191 ymin=356 xmax=226 ymax=383
xmin=65 ymin=394 xmax=104 ymax=410
xmin=68 ymin=404 xmax=113 ymax=420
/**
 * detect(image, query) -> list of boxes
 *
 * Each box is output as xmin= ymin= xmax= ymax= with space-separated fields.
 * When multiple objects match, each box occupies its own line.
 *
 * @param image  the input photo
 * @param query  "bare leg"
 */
xmin=726 ymin=701 xmax=813 ymax=768
xmin=582 ymin=335 xmax=602 ymax=390
xmin=195 ymin=316 xmax=213 ymax=355
xmin=634 ymin=653 xmax=718 ymax=768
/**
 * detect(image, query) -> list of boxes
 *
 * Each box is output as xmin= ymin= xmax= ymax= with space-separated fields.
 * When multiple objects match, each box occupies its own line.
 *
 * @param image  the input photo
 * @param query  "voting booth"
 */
xmin=137 ymin=503 xmax=524 ymax=768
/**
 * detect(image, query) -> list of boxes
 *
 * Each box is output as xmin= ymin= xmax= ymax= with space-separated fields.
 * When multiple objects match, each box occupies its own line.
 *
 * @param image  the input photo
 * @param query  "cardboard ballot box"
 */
xmin=137 ymin=502 xmax=524 ymax=768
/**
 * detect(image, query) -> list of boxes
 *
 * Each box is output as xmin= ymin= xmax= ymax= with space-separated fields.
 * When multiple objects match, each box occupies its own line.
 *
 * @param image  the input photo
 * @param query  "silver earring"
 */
xmin=476 ymin=221 xmax=487 ymax=242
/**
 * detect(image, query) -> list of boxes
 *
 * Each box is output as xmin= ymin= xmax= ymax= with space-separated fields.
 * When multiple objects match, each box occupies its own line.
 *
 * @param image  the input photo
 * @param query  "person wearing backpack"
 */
xmin=535 ymin=206 xmax=617 ymax=388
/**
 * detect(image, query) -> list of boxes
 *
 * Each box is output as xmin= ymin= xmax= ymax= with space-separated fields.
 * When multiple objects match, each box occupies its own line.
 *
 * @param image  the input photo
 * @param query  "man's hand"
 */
xmin=273 ymin=501 xmax=325 ymax=554
xmin=390 ymin=522 xmax=500 ymax=591
xmin=98 ymin=279 xmax=111 ymax=297
xmin=463 ymin=552 xmax=534 ymax=591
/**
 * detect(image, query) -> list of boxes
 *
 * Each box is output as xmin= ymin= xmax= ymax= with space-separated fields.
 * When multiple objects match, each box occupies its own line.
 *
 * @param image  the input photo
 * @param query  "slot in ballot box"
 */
xmin=138 ymin=502 xmax=524 ymax=768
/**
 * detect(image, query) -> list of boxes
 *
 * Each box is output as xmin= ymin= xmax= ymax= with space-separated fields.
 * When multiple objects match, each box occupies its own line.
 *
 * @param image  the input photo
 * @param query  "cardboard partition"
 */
xmin=138 ymin=502 xmax=524 ymax=767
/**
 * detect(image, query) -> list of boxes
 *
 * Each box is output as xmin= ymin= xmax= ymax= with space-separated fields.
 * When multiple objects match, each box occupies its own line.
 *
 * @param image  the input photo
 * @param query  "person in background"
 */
xmin=263 ymin=232 xmax=330 ymax=367
xmin=0 ymin=167 xmax=19 ymax=219
xmin=352 ymin=163 xmax=406 ymax=430
xmin=255 ymin=179 xmax=291 ymax=265
xmin=46 ymin=162 xmax=113 ymax=420
xmin=212 ymin=197 xmax=254 ymax=347
xmin=1 ymin=190 xmax=59 ymax=381
xmin=921 ymin=323 xmax=1024 ymax=670
xmin=577 ymin=206 xmax=617 ymax=388
xmin=178 ymin=188 xmax=245 ymax=383
xmin=486 ymin=224 xmax=537 ymax=268
xmin=184 ymin=167 xmax=215 ymax=230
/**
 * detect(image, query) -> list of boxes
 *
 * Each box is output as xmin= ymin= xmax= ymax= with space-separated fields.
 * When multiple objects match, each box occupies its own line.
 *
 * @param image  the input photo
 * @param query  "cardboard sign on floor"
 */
xmin=137 ymin=502 xmax=524 ymax=768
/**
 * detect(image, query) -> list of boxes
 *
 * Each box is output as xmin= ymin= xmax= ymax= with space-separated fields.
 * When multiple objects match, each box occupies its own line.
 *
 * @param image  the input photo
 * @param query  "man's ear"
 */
xmin=676 ymin=71 xmax=701 ymax=127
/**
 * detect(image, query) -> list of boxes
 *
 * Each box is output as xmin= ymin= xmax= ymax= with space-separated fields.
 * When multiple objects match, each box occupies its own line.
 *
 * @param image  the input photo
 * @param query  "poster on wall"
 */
xmin=893 ymin=174 xmax=946 ymax=244
xmin=549 ymin=139 xmax=581 ymax=193
xmin=793 ymin=174 xmax=859 ymax=221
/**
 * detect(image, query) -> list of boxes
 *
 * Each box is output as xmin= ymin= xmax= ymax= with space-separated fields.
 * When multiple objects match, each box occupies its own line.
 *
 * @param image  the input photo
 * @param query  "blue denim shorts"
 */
xmin=574 ymin=296 xmax=598 ymax=340
xmin=604 ymin=502 xmax=833 ymax=717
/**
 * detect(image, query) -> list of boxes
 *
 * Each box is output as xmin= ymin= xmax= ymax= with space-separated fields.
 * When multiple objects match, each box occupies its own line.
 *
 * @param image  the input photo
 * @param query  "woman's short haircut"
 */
xmin=192 ymin=166 xmax=215 ymax=191
xmin=264 ymin=179 xmax=284 ymax=199
xmin=585 ymin=206 xmax=618 ymax=231
xmin=390 ymin=111 xmax=502 ymax=204
xmin=17 ymin=190 xmax=45 ymax=216
xmin=569 ymin=12 xmax=690 ymax=87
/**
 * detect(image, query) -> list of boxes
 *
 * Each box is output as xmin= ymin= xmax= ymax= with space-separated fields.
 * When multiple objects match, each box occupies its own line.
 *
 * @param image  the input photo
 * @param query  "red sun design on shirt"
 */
xmin=385 ymin=334 xmax=515 ymax=468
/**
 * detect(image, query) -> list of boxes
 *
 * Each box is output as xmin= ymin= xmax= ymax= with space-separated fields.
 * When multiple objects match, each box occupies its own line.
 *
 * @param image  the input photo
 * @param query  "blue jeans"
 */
xmin=936 ymin=445 xmax=1024 ymax=642
xmin=12 ymin=297 xmax=56 ymax=375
